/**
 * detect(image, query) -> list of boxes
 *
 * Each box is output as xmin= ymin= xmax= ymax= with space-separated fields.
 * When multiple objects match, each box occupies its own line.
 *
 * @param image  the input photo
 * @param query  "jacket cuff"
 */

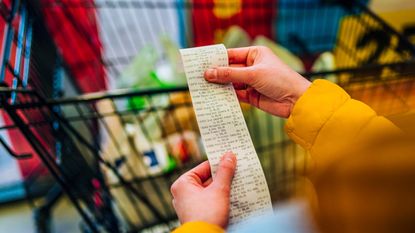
xmin=172 ymin=221 xmax=225 ymax=233
xmin=285 ymin=79 xmax=350 ymax=150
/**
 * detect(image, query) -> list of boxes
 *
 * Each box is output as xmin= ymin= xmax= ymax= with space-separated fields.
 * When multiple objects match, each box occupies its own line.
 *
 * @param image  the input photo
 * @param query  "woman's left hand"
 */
xmin=170 ymin=152 xmax=237 ymax=228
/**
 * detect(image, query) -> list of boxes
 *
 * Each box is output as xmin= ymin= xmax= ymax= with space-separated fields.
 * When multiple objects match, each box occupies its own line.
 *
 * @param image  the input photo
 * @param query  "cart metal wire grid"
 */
xmin=0 ymin=0 xmax=415 ymax=232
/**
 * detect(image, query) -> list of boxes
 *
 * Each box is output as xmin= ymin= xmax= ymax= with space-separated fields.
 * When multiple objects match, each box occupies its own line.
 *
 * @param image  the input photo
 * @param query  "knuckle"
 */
xmin=256 ymin=45 xmax=266 ymax=51
xmin=218 ymin=165 xmax=236 ymax=178
xmin=221 ymin=67 xmax=231 ymax=80
xmin=247 ymin=47 xmax=259 ymax=65
xmin=245 ymin=68 xmax=256 ymax=84
xmin=250 ymin=45 xmax=259 ymax=50
xmin=170 ymin=180 xmax=181 ymax=196
xmin=216 ymin=183 xmax=231 ymax=193
xmin=254 ymin=46 xmax=274 ymax=58
xmin=259 ymin=45 xmax=269 ymax=52
xmin=227 ymin=49 xmax=235 ymax=62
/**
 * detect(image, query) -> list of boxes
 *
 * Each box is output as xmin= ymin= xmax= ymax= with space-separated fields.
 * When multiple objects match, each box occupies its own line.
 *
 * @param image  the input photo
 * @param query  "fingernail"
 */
xmin=221 ymin=151 xmax=236 ymax=163
xmin=205 ymin=68 xmax=217 ymax=80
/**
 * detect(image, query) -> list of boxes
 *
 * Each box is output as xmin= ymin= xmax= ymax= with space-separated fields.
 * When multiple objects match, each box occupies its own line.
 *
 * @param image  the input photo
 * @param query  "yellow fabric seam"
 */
xmin=309 ymin=97 xmax=350 ymax=152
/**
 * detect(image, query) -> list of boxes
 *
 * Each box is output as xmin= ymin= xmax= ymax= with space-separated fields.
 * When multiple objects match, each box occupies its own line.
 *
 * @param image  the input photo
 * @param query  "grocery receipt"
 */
xmin=180 ymin=44 xmax=273 ymax=225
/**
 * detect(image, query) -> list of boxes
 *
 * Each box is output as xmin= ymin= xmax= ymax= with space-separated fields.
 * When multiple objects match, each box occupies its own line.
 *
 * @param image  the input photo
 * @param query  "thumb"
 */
xmin=204 ymin=67 xmax=253 ymax=85
xmin=214 ymin=152 xmax=237 ymax=188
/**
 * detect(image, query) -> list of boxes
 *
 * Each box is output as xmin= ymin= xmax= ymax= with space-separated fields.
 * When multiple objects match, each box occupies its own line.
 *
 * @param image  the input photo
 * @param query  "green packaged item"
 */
xmin=118 ymin=46 xmax=159 ymax=89
xmin=223 ymin=25 xmax=251 ymax=48
xmin=163 ymin=156 xmax=178 ymax=173
xmin=159 ymin=35 xmax=187 ymax=86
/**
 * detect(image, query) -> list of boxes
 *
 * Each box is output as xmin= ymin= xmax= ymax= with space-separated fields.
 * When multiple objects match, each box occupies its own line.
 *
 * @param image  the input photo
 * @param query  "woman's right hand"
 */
xmin=204 ymin=46 xmax=311 ymax=118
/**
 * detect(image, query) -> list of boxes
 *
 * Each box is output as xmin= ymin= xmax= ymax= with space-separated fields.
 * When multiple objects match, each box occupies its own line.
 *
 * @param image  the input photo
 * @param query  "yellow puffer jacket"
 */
xmin=172 ymin=79 xmax=407 ymax=233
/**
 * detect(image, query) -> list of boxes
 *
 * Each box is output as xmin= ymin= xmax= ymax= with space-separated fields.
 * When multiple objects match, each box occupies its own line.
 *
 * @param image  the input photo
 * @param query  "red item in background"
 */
xmin=41 ymin=0 xmax=107 ymax=93
xmin=0 ymin=0 xmax=107 ymax=179
xmin=0 ymin=0 xmax=45 ymax=179
xmin=1 ymin=115 xmax=50 ymax=178
xmin=192 ymin=0 xmax=276 ymax=46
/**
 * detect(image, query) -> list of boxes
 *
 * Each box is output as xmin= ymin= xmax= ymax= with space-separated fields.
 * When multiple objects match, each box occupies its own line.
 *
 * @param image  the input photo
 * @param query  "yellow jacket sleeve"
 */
xmin=172 ymin=222 xmax=225 ymax=233
xmin=285 ymin=79 xmax=401 ymax=170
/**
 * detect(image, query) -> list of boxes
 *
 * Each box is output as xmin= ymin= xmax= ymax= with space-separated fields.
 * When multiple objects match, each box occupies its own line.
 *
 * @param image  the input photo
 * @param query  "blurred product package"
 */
xmin=191 ymin=0 xmax=276 ymax=46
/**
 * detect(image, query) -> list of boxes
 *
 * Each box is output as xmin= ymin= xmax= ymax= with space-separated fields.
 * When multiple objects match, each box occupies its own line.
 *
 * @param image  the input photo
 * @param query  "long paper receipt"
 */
xmin=180 ymin=44 xmax=273 ymax=225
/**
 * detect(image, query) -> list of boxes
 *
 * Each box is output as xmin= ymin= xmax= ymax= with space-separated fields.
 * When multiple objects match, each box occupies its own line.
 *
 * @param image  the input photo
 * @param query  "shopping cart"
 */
xmin=0 ymin=0 xmax=414 ymax=232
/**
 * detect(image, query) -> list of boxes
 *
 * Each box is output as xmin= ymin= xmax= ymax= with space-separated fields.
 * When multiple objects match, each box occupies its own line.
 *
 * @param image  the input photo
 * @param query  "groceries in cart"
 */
xmin=222 ymin=26 xmax=337 ymax=79
xmin=98 ymin=99 xmax=203 ymax=178
xmin=0 ymin=0 xmax=414 ymax=233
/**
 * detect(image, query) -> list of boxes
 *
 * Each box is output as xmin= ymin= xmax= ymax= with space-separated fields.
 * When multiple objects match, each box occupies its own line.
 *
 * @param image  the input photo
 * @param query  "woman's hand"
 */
xmin=204 ymin=46 xmax=311 ymax=118
xmin=170 ymin=152 xmax=237 ymax=228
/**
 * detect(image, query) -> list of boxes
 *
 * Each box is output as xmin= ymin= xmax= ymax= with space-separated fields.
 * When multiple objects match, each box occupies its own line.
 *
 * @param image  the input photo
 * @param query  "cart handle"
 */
xmin=0 ymin=135 xmax=32 ymax=159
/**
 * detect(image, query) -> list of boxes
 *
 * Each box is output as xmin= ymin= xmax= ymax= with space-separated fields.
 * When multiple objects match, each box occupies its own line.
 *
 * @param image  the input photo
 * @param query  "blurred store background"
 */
xmin=0 ymin=0 xmax=414 ymax=232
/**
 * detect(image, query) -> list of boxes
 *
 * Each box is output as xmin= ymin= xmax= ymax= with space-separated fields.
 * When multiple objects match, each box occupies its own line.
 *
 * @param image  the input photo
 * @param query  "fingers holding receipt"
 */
xmin=179 ymin=44 xmax=273 ymax=225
